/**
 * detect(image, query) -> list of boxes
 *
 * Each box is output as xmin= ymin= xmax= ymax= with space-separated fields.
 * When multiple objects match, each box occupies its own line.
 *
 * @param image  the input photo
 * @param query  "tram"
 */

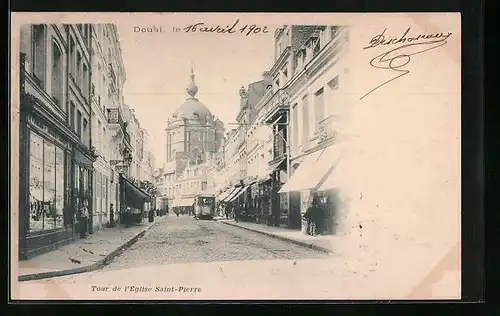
xmin=193 ymin=193 xmax=215 ymax=220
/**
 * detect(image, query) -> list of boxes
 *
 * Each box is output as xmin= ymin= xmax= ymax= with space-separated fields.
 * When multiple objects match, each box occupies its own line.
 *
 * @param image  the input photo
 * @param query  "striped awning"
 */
xmin=226 ymin=184 xmax=250 ymax=202
xmin=218 ymin=186 xmax=239 ymax=202
xmin=223 ymin=186 xmax=245 ymax=203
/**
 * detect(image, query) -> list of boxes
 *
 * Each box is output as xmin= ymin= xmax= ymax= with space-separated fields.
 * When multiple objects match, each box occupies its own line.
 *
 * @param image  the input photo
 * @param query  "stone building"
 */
xmin=161 ymin=69 xmax=225 ymax=210
xmin=18 ymin=24 xmax=96 ymax=259
xmin=90 ymin=23 xmax=127 ymax=231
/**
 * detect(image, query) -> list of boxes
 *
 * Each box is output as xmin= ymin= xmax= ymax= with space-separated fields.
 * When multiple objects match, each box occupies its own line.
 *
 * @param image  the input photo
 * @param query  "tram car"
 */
xmin=194 ymin=193 xmax=215 ymax=220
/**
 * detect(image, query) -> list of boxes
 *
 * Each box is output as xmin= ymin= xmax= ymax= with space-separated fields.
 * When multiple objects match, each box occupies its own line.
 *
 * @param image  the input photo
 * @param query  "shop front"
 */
xmin=279 ymin=142 xmax=344 ymax=235
xmin=119 ymin=175 xmax=152 ymax=225
xmin=20 ymin=114 xmax=75 ymax=260
xmin=266 ymin=158 xmax=287 ymax=227
xmin=72 ymin=150 xmax=95 ymax=234
xmin=19 ymin=65 xmax=95 ymax=259
xmin=226 ymin=182 xmax=255 ymax=221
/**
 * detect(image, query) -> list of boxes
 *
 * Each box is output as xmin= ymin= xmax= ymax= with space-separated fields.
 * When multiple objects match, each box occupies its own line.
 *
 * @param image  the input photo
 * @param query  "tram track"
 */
xmin=198 ymin=220 xmax=321 ymax=260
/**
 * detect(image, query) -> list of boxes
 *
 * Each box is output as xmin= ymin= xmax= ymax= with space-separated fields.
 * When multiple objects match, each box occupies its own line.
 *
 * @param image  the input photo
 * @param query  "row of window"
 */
xmin=93 ymin=170 xmax=109 ymax=215
xmin=165 ymin=180 xmax=206 ymax=198
xmin=290 ymin=75 xmax=339 ymax=154
xmin=68 ymin=101 xmax=90 ymax=147
xmin=30 ymin=25 xmax=91 ymax=148
xmin=94 ymin=119 xmax=107 ymax=155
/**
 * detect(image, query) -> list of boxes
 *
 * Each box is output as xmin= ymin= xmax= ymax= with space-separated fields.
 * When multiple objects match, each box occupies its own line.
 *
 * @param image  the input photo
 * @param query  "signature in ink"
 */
xmin=360 ymin=28 xmax=452 ymax=100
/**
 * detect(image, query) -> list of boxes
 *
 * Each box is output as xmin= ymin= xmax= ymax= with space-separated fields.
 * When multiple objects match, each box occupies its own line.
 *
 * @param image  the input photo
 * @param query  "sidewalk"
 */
xmin=218 ymin=219 xmax=335 ymax=254
xmin=17 ymin=216 xmax=167 ymax=282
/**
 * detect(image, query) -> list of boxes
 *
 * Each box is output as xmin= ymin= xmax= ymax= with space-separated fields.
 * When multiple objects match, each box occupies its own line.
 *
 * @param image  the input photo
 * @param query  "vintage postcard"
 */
xmin=10 ymin=12 xmax=461 ymax=300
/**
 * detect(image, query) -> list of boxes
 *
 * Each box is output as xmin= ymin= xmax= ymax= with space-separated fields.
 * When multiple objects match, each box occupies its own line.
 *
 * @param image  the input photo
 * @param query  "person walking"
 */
xmin=234 ymin=204 xmax=241 ymax=223
xmin=148 ymin=206 xmax=155 ymax=223
xmin=109 ymin=203 xmax=115 ymax=227
xmin=304 ymin=195 xmax=323 ymax=236
xmin=79 ymin=200 xmax=89 ymax=238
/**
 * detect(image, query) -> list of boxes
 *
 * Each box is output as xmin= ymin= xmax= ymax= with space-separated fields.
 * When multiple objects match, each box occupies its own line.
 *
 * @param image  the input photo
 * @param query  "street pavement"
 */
xmin=14 ymin=215 xmax=461 ymax=300
xmin=102 ymin=215 xmax=328 ymax=270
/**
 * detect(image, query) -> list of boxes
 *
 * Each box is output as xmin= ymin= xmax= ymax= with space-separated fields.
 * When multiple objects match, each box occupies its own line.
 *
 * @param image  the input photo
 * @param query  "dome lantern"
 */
xmin=186 ymin=67 xmax=198 ymax=98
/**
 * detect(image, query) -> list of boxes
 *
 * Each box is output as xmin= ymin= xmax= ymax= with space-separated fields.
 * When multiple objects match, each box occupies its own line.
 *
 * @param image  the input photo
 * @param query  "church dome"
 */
xmin=174 ymin=98 xmax=213 ymax=121
xmin=172 ymin=68 xmax=213 ymax=121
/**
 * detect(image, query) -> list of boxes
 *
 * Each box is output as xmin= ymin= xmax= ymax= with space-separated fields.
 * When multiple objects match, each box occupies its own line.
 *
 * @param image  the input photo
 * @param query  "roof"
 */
xmin=173 ymin=97 xmax=213 ymax=121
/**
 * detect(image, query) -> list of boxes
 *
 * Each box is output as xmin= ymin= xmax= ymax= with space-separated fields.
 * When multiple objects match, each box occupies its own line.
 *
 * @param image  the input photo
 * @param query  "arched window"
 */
xmin=51 ymin=40 xmax=64 ymax=108
xmin=32 ymin=24 xmax=47 ymax=88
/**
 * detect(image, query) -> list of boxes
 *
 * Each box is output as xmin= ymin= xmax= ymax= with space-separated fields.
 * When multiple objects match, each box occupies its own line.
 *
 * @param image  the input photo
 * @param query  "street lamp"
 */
xmin=111 ymin=149 xmax=133 ymax=179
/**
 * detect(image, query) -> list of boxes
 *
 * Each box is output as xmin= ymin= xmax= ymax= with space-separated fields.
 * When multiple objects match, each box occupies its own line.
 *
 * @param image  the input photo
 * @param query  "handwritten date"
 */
xmin=183 ymin=19 xmax=269 ymax=36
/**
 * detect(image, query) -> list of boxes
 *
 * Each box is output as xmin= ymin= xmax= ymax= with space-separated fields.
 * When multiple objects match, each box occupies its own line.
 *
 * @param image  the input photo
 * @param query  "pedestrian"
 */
xmin=234 ymin=205 xmax=241 ymax=223
xmin=79 ymin=200 xmax=89 ymax=238
xmin=109 ymin=203 xmax=115 ymax=227
xmin=304 ymin=195 xmax=323 ymax=236
xmin=148 ymin=206 xmax=154 ymax=223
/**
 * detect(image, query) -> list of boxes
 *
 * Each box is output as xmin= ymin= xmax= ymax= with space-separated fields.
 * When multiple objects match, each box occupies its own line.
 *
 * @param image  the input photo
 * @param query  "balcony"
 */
xmin=263 ymin=89 xmax=290 ymax=124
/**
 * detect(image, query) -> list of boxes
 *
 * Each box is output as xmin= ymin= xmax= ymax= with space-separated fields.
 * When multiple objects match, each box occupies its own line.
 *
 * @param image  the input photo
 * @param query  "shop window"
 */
xmin=28 ymin=131 xmax=65 ymax=233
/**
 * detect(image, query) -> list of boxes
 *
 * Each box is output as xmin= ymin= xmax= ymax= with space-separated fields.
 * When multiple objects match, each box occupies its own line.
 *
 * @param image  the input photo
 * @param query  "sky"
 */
xmin=116 ymin=23 xmax=276 ymax=168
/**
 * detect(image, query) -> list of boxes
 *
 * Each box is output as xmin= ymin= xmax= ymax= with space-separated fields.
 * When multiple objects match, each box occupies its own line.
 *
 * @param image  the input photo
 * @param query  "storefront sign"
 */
xmin=28 ymin=114 xmax=67 ymax=146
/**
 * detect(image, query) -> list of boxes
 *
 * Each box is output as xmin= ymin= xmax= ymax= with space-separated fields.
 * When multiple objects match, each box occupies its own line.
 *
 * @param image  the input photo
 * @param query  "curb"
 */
xmin=219 ymin=220 xmax=333 ymax=254
xmin=18 ymin=217 xmax=166 ymax=282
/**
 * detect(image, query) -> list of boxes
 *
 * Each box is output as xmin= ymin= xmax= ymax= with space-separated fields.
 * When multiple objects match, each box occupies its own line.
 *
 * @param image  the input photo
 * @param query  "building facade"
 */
xmin=274 ymin=25 xmax=350 ymax=231
xmin=160 ymin=69 xmax=225 ymax=211
xmin=213 ymin=77 xmax=271 ymax=218
xmin=19 ymin=24 xmax=96 ymax=259
xmin=89 ymin=24 xmax=127 ymax=231
xmin=214 ymin=25 xmax=349 ymax=229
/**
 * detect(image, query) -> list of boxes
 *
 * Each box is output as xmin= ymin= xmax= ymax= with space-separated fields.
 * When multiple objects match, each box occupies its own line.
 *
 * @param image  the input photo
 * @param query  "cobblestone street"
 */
xmin=101 ymin=215 xmax=327 ymax=271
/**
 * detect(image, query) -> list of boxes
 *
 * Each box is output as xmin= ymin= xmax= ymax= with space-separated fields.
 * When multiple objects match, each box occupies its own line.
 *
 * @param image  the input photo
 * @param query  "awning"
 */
xmin=223 ymin=186 xmax=244 ymax=203
xmin=227 ymin=182 xmax=254 ymax=202
xmin=217 ymin=186 xmax=237 ymax=202
xmin=278 ymin=143 xmax=343 ymax=193
xmin=318 ymin=155 xmax=347 ymax=191
xmin=266 ymin=158 xmax=286 ymax=174
xmin=171 ymin=198 xmax=194 ymax=207
xmin=121 ymin=175 xmax=151 ymax=208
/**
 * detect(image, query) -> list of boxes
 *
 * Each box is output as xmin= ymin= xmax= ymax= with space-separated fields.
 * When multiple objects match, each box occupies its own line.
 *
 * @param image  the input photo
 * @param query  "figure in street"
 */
xmin=304 ymin=195 xmax=324 ymax=236
xmin=79 ymin=200 xmax=89 ymax=238
xmin=109 ymin=203 xmax=115 ymax=227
